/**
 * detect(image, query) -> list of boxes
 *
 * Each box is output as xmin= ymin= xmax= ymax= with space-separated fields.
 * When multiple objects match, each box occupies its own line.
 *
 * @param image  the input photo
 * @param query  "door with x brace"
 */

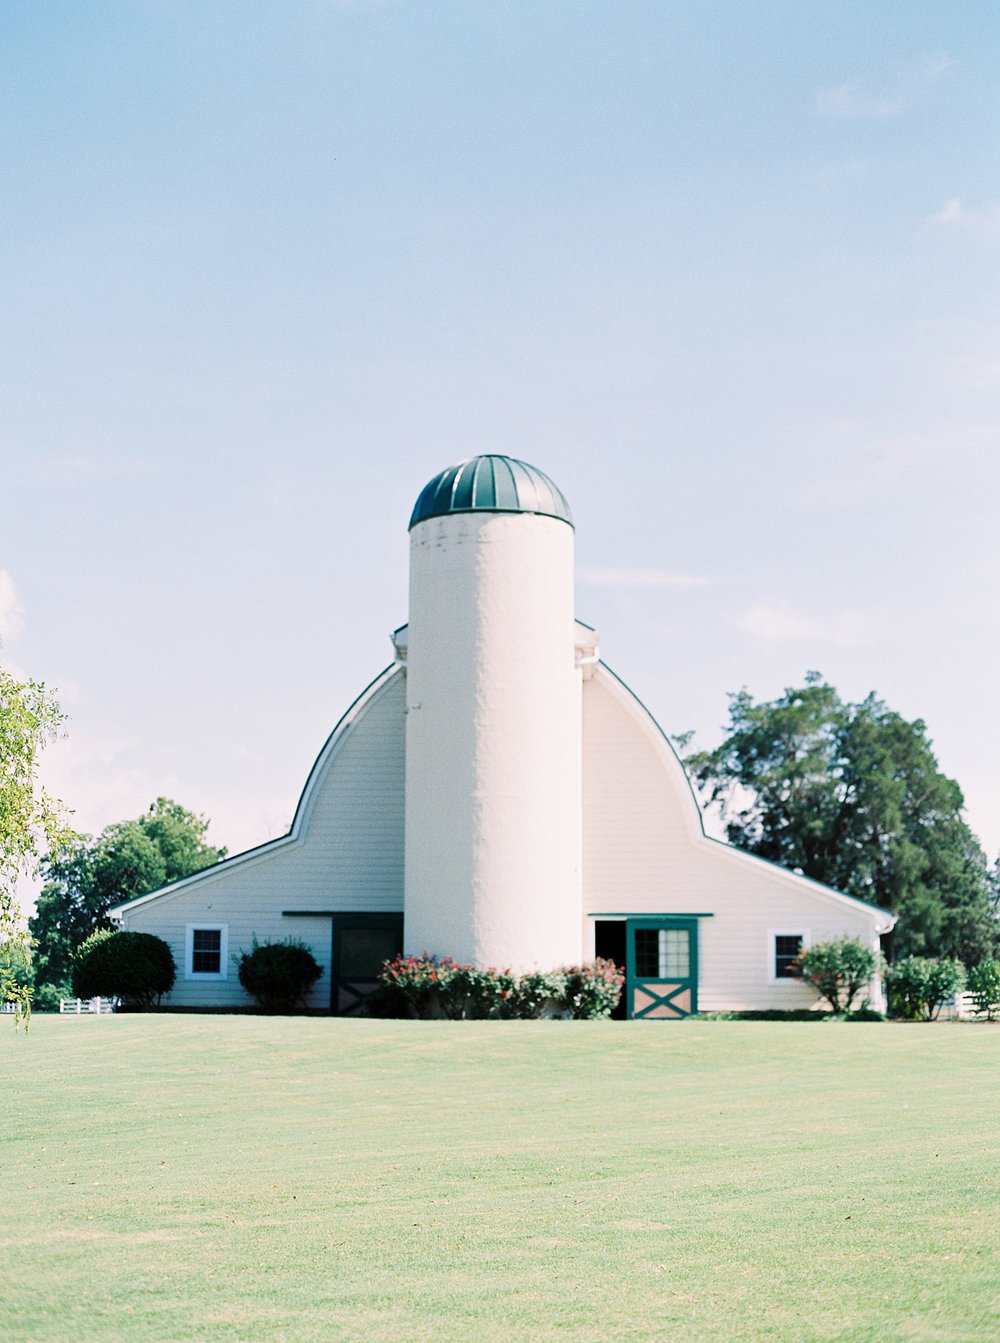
xmin=626 ymin=918 xmax=698 ymax=1019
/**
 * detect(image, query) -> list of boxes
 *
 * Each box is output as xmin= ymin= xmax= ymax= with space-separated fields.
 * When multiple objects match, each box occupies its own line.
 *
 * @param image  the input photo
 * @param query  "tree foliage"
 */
xmin=31 ymin=798 xmax=225 ymax=989
xmin=72 ymin=929 xmax=176 ymax=1009
xmin=684 ymin=674 xmax=998 ymax=965
xmin=1 ymin=669 xmax=72 ymax=1020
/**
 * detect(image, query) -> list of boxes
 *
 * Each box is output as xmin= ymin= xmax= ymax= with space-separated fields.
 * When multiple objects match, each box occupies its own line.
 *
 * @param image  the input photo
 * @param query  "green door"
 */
xmin=626 ymin=918 xmax=698 ymax=1019
xmin=330 ymin=914 xmax=404 ymax=1015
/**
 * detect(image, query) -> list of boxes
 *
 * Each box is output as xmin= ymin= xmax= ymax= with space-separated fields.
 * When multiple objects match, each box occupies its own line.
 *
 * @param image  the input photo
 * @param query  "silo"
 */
xmin=403 ymin=455 xmax=582 ymax=971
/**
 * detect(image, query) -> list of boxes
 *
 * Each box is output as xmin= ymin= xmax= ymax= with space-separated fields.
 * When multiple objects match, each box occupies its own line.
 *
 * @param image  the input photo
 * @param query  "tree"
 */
xmin=72 ymin=929 xmax=176 ymax=1009
xmin=1 ymin=669 xmax=72 ymax=1020
xmin=31 ymin=797 xmax=225 ymax=989
xmin=684 ymin=674 xmax=998 ymax=966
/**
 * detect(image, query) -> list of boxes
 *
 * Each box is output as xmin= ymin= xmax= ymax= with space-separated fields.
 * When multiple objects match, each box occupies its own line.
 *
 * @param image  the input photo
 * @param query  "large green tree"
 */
xmin=31 ymin=797 xmax=226 ymax=990
xmin=684 ymin=673 xmax=998 ymax=965
xmin=1 ymin=668 xmax=72 ymax=1017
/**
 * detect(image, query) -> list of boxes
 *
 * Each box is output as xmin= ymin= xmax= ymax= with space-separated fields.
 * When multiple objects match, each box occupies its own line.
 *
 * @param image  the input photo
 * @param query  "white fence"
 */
xmin=58 ymin=997 xmax=119 ymax=1015
xmin=939 ymin=991 xmax=977 ymax=1020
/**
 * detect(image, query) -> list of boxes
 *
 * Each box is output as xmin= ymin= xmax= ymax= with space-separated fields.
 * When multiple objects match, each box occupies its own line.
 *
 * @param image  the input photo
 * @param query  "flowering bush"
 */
xmin=500 ymin=970 xmax=566 ymax=1019
xmin=559 ymin=958 xmax=625 ymax=1019
xmin=795 ymin=938 xmax=879 ymax=1013
xmin=379 ymin=954 xmax=458 ymax=1019
xmin=375 ymin=955 xmax=624 ymax=1020
xmin=437 ymin=964 xmax=517 ymax=1020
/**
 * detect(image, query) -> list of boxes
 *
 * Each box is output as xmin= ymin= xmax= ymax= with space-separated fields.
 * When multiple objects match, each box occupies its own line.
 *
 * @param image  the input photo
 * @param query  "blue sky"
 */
xmin=3 ymin=1 xmax=999 ymax=877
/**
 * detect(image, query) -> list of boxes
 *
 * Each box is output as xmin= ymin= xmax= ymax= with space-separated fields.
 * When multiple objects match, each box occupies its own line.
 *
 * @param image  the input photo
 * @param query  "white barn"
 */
xmin=113 ymin=455 xmax=894 ymax=1018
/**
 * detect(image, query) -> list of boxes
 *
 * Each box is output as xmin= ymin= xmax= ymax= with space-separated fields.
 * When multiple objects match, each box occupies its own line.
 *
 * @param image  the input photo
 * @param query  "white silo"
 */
xmin=403 ymin=455 xmax=583 ymax=971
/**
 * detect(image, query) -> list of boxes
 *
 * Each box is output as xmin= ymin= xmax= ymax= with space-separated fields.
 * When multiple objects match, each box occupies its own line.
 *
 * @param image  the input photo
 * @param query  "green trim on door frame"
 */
xmin=625 ymin=916 xmax=700 ymax=1020
xmin=589 ymin=912 xmax=714 ymax=920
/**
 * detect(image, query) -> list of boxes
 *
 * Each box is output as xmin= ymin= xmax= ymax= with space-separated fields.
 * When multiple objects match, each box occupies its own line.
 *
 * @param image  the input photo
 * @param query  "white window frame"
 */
xmin=768 ymin=929 xmax=810 ymax=985
xmin=185 ymin=924 xmax=229 ymax=980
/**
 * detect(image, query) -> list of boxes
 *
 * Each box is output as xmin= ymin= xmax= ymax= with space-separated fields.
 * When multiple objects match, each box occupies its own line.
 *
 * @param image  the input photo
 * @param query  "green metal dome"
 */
xmin=409 ymin=455 xmax=573 ymax=530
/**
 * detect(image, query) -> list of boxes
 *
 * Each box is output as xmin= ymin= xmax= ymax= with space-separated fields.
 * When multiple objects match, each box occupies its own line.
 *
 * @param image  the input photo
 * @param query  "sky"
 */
xmin=3 ymin=1 xmax=999 ymax=898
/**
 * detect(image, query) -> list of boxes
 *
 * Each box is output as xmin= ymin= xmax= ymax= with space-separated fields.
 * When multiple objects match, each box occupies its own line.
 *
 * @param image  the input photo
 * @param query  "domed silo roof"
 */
xmin=409 ymin=455 xmax=573 ymax=530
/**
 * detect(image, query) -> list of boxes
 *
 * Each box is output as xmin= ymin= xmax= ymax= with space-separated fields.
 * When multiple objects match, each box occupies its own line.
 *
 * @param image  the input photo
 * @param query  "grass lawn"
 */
xmin=2 ymin=1018 xmax=997 ymax=1343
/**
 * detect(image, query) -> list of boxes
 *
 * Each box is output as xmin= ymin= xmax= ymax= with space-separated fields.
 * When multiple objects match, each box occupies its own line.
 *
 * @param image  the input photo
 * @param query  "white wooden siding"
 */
xmin=581 ymin=665 xmax=889 ymax=1011
xmin=121 ymin=655 xmax=891 ymax=1015
xmin=121 ymin=668 xmax=406 ymax=1009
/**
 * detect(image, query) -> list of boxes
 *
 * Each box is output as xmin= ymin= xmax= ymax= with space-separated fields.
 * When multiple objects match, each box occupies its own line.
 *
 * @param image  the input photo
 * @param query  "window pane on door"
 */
xmin=634 ymin=928 xmax=660 ymax=977
xmin=658 ymin=928 xmax=689 ymax=978
xmin=634 ymin=927 xmax=690 ymax=979
xmin=339 ymin=926 xmax=401 ymax=980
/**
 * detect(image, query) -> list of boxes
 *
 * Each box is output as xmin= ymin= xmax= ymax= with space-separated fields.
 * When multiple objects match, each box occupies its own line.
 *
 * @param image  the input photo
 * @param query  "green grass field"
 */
xmin=2 ymin=1017 xmax=997 ymax=1343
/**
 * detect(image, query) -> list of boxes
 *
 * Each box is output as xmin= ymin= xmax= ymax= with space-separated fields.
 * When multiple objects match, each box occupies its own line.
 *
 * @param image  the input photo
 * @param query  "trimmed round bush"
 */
xmin=237 ymin=939 xmax=323 ymax=1013
xmin=72 ymin=929 xmax=176 ymax=1009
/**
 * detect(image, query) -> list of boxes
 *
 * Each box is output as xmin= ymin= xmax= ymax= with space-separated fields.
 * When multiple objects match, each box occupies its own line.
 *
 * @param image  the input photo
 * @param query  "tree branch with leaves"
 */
xmin=0 ymin=668 xmax=73 ymax=1023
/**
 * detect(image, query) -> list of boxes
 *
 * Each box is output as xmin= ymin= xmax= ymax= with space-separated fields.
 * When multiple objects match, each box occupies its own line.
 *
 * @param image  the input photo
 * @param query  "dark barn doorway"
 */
xmin=330 ymin=913 xmax=404 ymax=1015
xmin=594 ymin=920 xmax=627 ymax=1020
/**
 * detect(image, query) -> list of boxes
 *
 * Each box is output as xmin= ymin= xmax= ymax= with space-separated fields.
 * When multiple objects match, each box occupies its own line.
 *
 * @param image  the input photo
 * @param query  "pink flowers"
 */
xmin=376 ymin=955 xmax=624 ymax=1020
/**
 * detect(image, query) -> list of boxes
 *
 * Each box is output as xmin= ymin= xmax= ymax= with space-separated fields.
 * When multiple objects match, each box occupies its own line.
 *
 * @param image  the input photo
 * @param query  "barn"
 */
xmin=112 ymin=455 xmax=894 ymax=1018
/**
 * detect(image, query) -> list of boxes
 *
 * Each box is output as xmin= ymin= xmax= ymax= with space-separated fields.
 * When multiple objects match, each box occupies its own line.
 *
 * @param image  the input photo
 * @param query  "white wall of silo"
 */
xmin=404 ymin=509 xmax=582 ymax=970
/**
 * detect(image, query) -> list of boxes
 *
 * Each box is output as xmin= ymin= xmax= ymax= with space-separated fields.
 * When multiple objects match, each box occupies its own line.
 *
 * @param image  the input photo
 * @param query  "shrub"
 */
xmin=363 ymin=981 xmax=413 ymax=1018
xmin=966 ymin=958 xmax=1000 ymax=1021
xmin=500 ymin=971 xmax=566 ymax=1020
xmin=376 ymin=956 xmax=624 ymax=1020
xmin=379 ymin=954 xmax=457 ymax=1019
xmin=886 ymin=956 xmax=966 ymax=1020
xmin=30 ymin=981 xmax=72 ymax=1013
xmin=696 ymin=1007 xmax=884 ymax=1022
xmin=237 ymin=939 xmax=323 ymax=1013
xmin=795 ymin=938 xmax=879 ymax=1013
xmin=558 ymin=959 xmax=624 ymax=1019
xmin=72 ymin=929 xmax=176 ymax=1009
xmin=436 ymin=965 xmax=517 ymax=1020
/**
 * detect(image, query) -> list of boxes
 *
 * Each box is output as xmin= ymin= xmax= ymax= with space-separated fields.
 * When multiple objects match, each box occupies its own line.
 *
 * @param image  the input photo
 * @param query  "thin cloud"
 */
xmin=732 ymin=602 xmax=869 ymax=649
xmin=0 ymin=569 xmax=25 ymax=645
xmin=931 ymin=198 xmax=1000 ymax=230
xmin=816 ymin=85 xmax=903 ymax=120
xmin=577 ymin=566 xmax=717 ymax=590
xmin=816 ymin=54 xmax=950 ymax=121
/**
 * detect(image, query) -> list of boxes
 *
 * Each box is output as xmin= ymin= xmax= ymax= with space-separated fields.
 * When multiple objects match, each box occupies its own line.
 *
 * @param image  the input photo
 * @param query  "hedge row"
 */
xmin=368 ymin=955 xmax=624 ymax=1020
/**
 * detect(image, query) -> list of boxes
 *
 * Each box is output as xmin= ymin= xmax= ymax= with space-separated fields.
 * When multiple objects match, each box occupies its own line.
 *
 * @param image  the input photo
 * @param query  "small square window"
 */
xmin=186 ymin=925 xmax=228 ymax=979
xmin=774 ymin=934 xmax=803 ymax=979
xmin=192 ymin=928 xmax=222 ymax=974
